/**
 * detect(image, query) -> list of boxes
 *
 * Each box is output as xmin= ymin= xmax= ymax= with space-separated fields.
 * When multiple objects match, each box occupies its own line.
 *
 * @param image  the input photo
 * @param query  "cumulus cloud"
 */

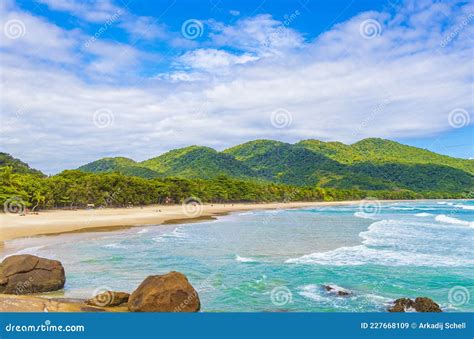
xmin=0 ymin=0 xmax=472 ymax=173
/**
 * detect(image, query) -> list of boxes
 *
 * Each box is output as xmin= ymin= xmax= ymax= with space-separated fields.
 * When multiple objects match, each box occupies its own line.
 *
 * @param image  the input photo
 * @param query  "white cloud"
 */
xmin=1 ymin=0 xmax=472 ymax=174
xmin=37 ymin=0 xmax=167 ymax=41
xmin=208 ymin=14 xmax=305 ymax=56
xmin=177 ymin=49 xmax=259 ymax=71
xmin=37 ymin=0 xmax=122 ymax=23
xmin=119 ymin=16 xmax=168 ymax=40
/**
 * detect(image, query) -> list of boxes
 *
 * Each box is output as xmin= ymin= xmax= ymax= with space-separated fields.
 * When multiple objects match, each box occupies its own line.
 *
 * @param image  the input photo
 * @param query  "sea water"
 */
xmin=5 ymin=200 xmax=473 ymax=312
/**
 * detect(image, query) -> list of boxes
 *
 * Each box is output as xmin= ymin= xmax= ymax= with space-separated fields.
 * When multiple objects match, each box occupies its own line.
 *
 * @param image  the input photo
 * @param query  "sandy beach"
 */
xmin=0 ymin=201 xmax=363 ymax=242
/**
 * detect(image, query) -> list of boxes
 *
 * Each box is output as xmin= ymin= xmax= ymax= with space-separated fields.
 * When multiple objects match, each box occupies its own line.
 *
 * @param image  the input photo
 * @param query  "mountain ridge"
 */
xmin=76 ymin=138 xmax=473 ymax=193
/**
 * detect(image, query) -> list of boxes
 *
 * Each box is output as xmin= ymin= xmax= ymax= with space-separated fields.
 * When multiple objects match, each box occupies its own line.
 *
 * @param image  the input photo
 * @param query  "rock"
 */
xmin=128 ymin=271 xmax=200 ymax=312
xmin=86 ymin=291 xmax=130 ymax=307
xmin=413 ymin=297 xmax=442 ymax=312
xmin=388 ymin=297 xmax=442 ymax=312
xmin=323 ymin=284 xmax=352 ymax=296
xmin=0 ymin=294 xmax=128 ymax=312
xmin=388 ymin=298 xmax=415 ymax=312
xmin=0 ymin=255 xmax=65 ymax=294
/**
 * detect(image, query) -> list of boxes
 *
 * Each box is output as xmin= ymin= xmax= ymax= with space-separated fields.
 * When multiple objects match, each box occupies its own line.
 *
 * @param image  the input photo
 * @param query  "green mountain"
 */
xmin=224 ymin=140 xmax=346 ymax=186
xmin=298 ymin=138 xmax=474 ymax=174
xmin=140 ymin=146 xmax=256 ymax=179
xmin=77 ymin=139 xmax=473 ymax=194
xmin=0 ymin=153 xmax=44 ymax=176
xmin=78 ymin=157 xmax=160 ymax=179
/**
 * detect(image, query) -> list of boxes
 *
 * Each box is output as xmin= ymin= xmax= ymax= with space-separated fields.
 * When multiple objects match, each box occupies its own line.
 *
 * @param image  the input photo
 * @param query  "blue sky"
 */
xmin=0 ymin=0 xmax=472 ymax=173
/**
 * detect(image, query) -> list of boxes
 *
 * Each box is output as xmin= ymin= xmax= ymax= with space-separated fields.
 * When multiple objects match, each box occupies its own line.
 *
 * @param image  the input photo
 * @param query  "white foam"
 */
xmin=415 ymin=212 xmax=432 ymax=217
xmin=137 ymin=228 xmax=149 ymax=234
xmin=435 ymin=214 xmax=474 ymax=227
xmin=297 ymin=284 xmax=329 ymax=302
xmin=454 ymin=204 xmax=474 ymax=210
xmin=3 ymin=245 xmax=45 ymax=259
xmin=286 ymin=244 xmax=474 ymax=267
xmin=235 ymin=255 xmax=257 ymax=263
xmin=354 ymin=211 xmax=377 ymax=220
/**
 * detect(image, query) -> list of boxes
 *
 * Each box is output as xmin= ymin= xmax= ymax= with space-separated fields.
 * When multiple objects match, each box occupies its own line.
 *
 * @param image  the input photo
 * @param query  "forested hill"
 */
xmin=0 ymin=153 xmax=44 ymax=176
xmin=77 ymin=138 xmax=473 ymax=194
xmin=1 ymin=138 xmax=472 ymax=211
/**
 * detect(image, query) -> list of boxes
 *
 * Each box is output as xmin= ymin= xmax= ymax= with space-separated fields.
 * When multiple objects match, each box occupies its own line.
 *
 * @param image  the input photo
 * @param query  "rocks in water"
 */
xmin=128 ymin=271 xmax=200 ymax=312
xmin=86 ymin=291 xmax=130 ymax=307
xmin=388 ymin=297 xmax=442 ymax=312
xmin=0 ymin=255 xmax=65 ymax=294
xmin=323 ymin=284 xmax=352 ymax=296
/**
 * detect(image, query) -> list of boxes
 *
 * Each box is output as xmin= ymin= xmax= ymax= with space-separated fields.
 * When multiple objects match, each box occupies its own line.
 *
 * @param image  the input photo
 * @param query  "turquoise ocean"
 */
xmin=5 ymin=200 xmax=473 ymax=312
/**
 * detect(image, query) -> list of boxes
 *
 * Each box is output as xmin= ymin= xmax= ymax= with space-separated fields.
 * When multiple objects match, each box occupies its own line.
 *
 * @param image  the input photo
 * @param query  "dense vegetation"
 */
xmin=0 ymin=153 xmax=44 ymax=176
xmin=1 ymin=167 xmax=456 ymax=212
xmin=79 ymin=138 xmax=473 ymax=193
xmin=1 ymin=138 xmax=471 ymax=211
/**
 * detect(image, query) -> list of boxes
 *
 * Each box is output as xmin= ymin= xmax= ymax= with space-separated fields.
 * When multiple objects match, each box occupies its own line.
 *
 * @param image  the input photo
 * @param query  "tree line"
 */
xmin=0 ymin=166 xmax=465 ymax=212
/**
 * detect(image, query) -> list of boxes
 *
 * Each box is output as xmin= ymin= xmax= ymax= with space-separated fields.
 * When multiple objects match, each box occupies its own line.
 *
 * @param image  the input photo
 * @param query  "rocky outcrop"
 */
xmin=86 ymin=291 xmax=130 ymax=307
xmin=0 ymin=294 xmax=128 ymax=312
xmin=388 ymin=297 xmax=442 ymax=312
xmin=0 ymin=255 xmax=65 ymax=294
xmin=128 ymin=271 xmax=200 ymax=312
xmin=323 ymin=284 xmax=352 ymax=296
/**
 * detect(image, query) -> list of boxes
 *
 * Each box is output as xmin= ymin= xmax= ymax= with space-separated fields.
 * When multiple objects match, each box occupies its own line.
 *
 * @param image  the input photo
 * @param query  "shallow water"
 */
xmin=5 ymin=200 xmax=474 ymax=312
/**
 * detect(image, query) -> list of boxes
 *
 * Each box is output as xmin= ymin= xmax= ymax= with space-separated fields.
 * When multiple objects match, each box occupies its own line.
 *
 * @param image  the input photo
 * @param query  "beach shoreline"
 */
xmin=0 ymin=199 xmax=452 ymax=244
xmin=0 ymin=201 xmax=362 ymax=243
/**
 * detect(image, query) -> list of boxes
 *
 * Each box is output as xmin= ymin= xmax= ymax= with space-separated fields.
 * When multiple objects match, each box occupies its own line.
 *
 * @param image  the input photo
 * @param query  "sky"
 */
xmin=0 ymin=0 xmax=473 ymax=174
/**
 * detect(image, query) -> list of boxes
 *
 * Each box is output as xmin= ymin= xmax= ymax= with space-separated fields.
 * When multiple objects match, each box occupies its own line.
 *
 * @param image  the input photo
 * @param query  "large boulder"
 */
xmin=388 ymin=297 xmax=442 ymax=312
xmin=128 ymin=271 xmax=200 ymax=312
xmin=0 ymin=255 xmax=65 ymax=294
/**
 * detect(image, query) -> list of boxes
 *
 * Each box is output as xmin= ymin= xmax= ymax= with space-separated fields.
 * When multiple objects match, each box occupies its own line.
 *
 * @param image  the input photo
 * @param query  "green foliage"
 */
xmin=140 ymin=146 xmax=256 ymax=179
xmin=76 ymin=138 xmax=473 ymax=194
xmin=78 ymin=157 xmax=161 ymax=179
xmin=298 ymin=138 xmax=474 ymax=174
xmin=3 ymin=167 xmax=453 ymax=211
xmin=1 ymin=137 xmax=471 ymax=212
xmin=0 ymin=153 xmax=44 ymax=176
